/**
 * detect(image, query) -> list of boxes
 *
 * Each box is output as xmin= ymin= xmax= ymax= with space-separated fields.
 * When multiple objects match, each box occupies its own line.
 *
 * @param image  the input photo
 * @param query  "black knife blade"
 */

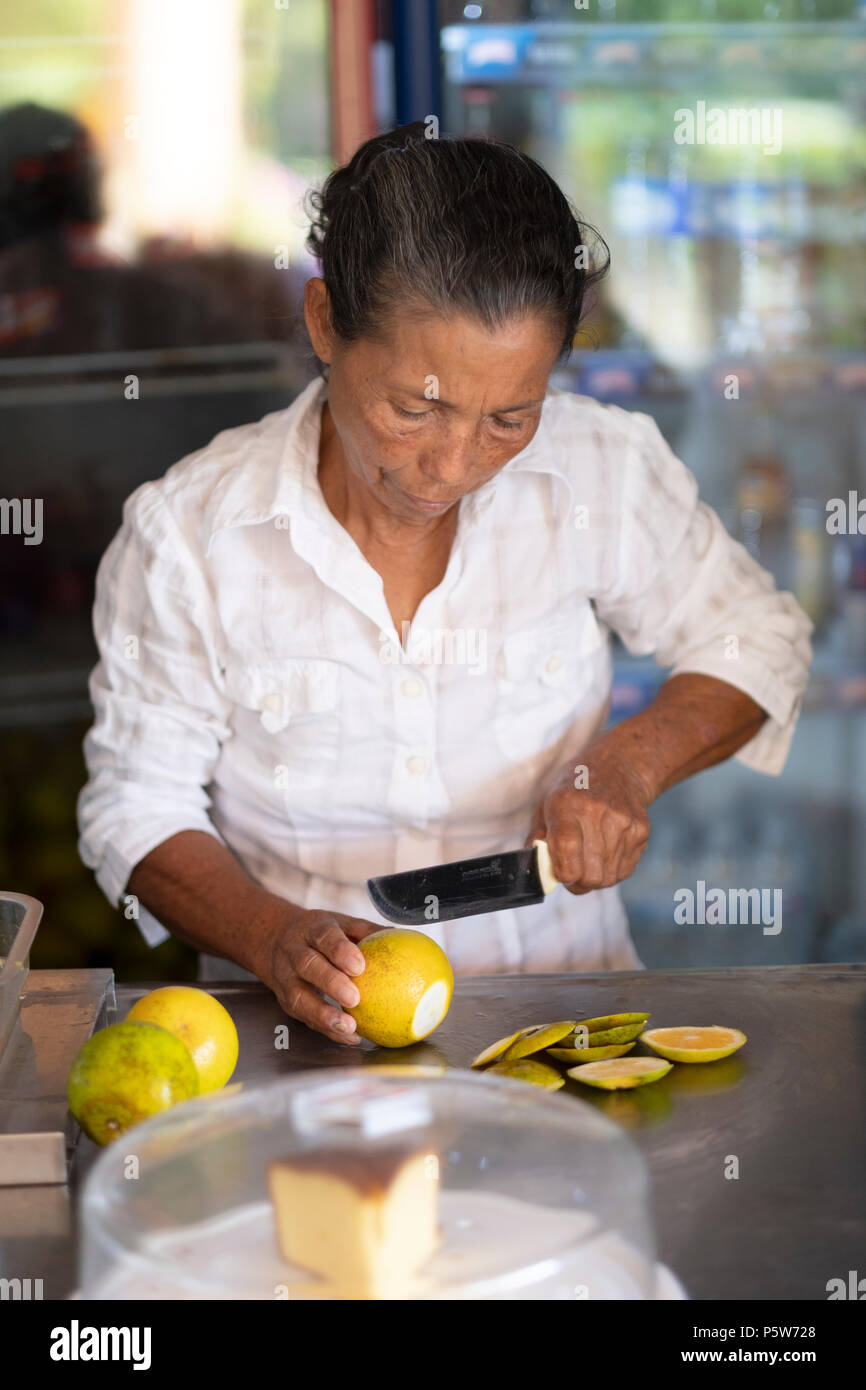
xmin=367 ymin=844 xmax=550 ymax=925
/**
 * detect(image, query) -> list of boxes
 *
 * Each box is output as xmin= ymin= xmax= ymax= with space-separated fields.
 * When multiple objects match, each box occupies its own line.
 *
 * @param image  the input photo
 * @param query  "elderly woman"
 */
xmin=78 ymin=124 xmax=812 ymax=1045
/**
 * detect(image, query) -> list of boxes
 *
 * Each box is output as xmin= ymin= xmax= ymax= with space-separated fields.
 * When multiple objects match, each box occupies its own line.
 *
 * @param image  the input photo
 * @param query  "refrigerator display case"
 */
xmin=434 ymin=0 xmax=866 ymax=966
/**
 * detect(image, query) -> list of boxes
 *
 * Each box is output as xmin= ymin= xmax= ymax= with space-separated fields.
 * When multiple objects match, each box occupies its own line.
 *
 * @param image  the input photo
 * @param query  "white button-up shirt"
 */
xmin=77 ymin=376 xmax=812 ymax=975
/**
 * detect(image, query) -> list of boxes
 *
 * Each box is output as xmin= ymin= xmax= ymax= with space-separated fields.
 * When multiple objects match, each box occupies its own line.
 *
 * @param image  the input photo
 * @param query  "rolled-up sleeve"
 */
xmin=77 ymin=484 xmax=232 ymax=942
xmin=594 ymin=411 xmax=813 ymax=775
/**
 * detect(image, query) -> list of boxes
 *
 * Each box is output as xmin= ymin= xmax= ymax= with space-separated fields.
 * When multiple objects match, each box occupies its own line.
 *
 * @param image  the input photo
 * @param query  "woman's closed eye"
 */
xmin=394 ymin=404 xmax=525 ymax=431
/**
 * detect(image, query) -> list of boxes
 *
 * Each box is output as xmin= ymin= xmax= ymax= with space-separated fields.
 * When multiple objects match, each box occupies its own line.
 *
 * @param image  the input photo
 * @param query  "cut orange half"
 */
xmin=640 ymin=1026 xmax=746 ymax=1064
xmin=567 ymin=1057 xmax=672 ymax=1090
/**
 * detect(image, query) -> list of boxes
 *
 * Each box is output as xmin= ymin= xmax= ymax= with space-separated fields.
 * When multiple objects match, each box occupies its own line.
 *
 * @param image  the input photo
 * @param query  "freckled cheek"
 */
xmin=482 ymin=438 xmax=525 ymax=478
xmin=497 ymin=437 xmax=525 ymax=463
xmin=356 ymin=421 xmax=413 ymax=477
xmin=363 ymin=421 xmax=522 ymax=484
xmin=382 ymin=434 xmax=422 ymax=473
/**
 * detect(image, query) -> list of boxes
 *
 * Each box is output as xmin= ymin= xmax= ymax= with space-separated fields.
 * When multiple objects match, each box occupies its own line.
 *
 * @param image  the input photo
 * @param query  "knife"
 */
xmin=367 ymin=839 xmax=560 ymax=925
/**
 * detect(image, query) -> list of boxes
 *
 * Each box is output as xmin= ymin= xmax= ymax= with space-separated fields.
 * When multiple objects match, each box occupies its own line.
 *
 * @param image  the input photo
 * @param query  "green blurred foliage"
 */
xmin=0 ymin=722 xmax=197 ymax=982
xmin=0 ymin=1 xmax=112 ymax=109
xmin=241 ymin=0 xmax=330 ymax=165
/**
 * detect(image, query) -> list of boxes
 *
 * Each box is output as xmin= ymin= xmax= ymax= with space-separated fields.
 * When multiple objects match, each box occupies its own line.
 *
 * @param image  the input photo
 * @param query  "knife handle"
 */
xmin=532 ymin=839 xmax=560 ymax=895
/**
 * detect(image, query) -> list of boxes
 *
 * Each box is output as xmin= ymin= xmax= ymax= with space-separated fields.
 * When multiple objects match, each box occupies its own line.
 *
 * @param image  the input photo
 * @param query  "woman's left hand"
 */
xmin=526 ymin=743 xmax=653 ymax=895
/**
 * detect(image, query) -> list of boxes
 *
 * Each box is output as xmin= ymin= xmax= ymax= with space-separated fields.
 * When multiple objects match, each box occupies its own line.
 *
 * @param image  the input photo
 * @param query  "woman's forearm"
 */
xmin=125 ymin=830 xmax=292 ymax=977
xmin=592 ymin=672 xmax=767 ymax=804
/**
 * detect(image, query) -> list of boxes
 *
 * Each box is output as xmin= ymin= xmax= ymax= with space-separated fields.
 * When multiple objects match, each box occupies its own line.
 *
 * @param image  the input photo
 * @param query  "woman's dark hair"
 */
xmin=305 ymin=121 xmax=609 ymax=370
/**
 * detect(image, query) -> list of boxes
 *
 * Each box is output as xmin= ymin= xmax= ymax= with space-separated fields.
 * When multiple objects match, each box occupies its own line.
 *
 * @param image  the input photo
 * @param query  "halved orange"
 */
xmin=567 ymin=1057 xmax=672 ymax=1090
xmin=640 ymin=1026 xmax=746 ymax=1064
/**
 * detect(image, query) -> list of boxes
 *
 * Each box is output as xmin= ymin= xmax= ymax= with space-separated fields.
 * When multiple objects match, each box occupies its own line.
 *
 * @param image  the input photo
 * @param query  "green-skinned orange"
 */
xmin=67 ymin=1021 xmax=199 ymax=1146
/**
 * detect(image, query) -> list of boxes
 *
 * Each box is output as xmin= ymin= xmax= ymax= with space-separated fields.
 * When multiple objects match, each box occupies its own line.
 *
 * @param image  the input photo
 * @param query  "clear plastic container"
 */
xmin=78 ymin=1068 xmax=658 ymax=1300
xmin=0 ymin=892 xmax=43 ymax=1063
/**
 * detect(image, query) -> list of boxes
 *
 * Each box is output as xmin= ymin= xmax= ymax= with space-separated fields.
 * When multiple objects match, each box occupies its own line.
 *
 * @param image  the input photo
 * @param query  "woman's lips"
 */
xmin=402 ymin=491 xmax=456 ymax=513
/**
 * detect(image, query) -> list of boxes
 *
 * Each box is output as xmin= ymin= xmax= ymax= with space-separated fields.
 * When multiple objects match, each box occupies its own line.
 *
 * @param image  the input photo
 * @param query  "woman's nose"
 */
xmin=420 ymin=439 xmax=475 ymax=487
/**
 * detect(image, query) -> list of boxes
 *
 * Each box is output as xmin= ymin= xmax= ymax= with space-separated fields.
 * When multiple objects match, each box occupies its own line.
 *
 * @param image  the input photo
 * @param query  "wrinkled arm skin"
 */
xmin=527 ymin=673 xmax=767 ymax=894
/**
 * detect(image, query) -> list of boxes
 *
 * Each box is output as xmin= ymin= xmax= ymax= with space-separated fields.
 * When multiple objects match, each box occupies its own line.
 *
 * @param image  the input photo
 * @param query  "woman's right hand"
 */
xmin=255 ymin=905 xmax=381 ymax=1045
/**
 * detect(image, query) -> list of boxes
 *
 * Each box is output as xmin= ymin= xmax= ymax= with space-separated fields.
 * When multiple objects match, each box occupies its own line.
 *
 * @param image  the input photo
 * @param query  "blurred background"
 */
xmin=0 ymin=0 xmax=864 ymax=977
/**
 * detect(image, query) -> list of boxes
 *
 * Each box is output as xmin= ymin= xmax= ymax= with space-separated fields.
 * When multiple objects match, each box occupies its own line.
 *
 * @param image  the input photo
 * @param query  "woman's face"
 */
xmin=304 ymin=278 xmax=562 ymax=525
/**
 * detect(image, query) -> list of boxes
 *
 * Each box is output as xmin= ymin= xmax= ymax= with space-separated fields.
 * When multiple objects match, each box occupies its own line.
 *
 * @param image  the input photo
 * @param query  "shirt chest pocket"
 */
xmin=223 ymin=658 xmax=341 ymax=793
xmin=492 ymin=609 xmax=607 ymax=765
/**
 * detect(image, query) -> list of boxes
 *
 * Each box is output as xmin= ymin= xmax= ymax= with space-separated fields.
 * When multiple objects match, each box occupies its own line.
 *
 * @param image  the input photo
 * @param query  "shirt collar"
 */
xmin=205 ymin=376 xmax=573 ymax=554
xmin=205 ymin=376 xmax=328 ymax=555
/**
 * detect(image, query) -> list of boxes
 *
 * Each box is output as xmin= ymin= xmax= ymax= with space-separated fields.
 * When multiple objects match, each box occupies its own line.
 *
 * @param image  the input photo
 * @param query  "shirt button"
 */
xmin=401 ymin=679 xmax=422 ymax=698
xmin=263 ymin=692 xmax=282 ymax=712
xmin=545 ymin=653 xmax=563 ymax=675
xmin=406 ymin=755 xmax=427 ymax=775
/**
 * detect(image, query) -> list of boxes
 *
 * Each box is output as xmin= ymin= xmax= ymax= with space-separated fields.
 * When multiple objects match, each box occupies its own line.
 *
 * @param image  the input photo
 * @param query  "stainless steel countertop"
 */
xmin=4 ymin=964 xmax=865 ymax=1300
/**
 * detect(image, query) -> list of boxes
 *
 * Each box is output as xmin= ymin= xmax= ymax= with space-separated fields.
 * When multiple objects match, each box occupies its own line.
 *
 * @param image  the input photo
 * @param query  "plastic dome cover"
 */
xmin=78 ymin=1068 xmax=656 ymax=1300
